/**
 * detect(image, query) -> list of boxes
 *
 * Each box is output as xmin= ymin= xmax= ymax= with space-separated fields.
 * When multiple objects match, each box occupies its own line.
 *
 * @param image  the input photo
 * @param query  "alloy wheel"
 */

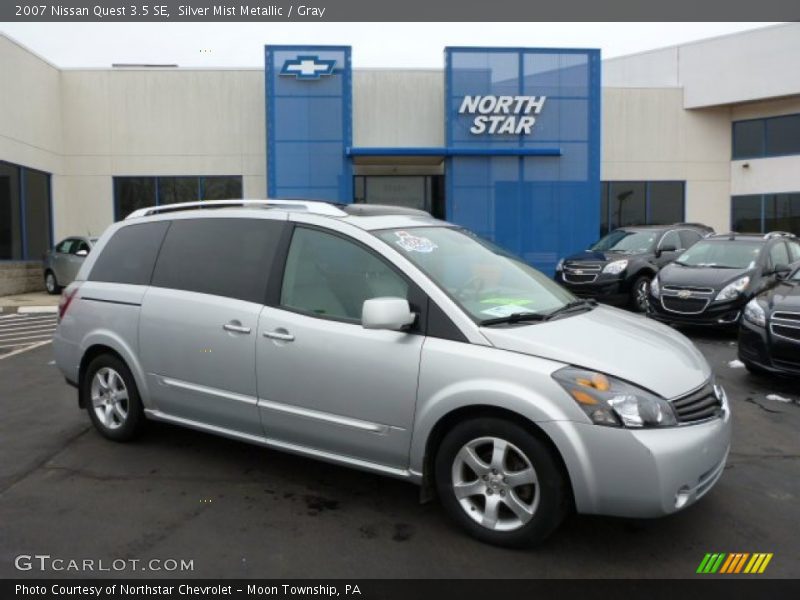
xmin=636 ymin=279 xmax=650 ymax=311
xmin=45 ymin=273 xmax=56 ymax=293
xmin=451 ymin=436 xmax=540 ymax=532
xmin=90 ymin=367 xmax=129 ymax=430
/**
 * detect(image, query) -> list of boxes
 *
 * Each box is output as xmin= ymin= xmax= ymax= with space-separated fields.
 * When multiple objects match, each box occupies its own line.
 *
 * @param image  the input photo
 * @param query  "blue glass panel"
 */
xmin=446 ymin=48 xmax=600 ymax=275
xmin=266 ymin=46 xmax=352 ymax=202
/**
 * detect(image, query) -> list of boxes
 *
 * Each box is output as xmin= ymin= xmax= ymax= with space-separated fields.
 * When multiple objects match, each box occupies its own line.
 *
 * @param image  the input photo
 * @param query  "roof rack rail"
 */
xmin=124 ymin=199 xmax=347 ymax=220
xmin=763 ymin=231 xmax=796 ymax=239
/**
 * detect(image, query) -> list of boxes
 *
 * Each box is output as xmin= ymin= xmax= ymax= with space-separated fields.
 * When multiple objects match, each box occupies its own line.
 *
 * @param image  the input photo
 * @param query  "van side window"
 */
xmin=151 ymin=218 xmax=283 ymax=303
xmin=89 ymin=222 xmax=169 ymax=285
xmin=280 ymin=227 xmax=409 ymax=322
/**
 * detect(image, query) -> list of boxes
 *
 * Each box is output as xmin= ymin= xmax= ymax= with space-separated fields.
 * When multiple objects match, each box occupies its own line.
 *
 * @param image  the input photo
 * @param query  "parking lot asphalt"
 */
xmin=0 ymin=328 xmax=798 ymax=579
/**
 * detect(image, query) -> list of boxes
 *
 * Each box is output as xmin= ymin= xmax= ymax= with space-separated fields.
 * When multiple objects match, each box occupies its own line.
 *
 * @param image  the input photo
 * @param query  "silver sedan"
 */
xmin=43 ymin=236 xmax=97 ymax=294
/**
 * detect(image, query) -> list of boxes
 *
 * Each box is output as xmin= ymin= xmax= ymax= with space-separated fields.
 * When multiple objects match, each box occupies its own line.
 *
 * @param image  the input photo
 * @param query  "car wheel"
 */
xmin=44 ymin=270 xmax=61 ymax=295
xmin=81 ymin=354 xmax=145 ymax=442
xmin=630 ymin=275 xmax=651 ymax=313
xmin=434 ymin=417 xmax=570 ymax=547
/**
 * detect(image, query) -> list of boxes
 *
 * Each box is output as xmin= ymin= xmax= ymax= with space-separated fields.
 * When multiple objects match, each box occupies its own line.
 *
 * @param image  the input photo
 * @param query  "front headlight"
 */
xmin=743 ymin=298 xmax=766 ymax=327
xmin=556 ymin=258 xmax=564 ymax=272
xmin=715 ymin=275 xmax=750 ymax=301
xmin=552 ymin=367 xmax=677 ymax=428
xmin=602 ymin=259 xmax=628 ymax=275
xmin=650 ymin=274 xmax=661 ymax=299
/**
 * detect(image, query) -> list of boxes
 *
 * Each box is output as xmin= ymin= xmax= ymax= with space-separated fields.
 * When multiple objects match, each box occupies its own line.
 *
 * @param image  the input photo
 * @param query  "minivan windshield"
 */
xmin=675 ymin=240 xmax=762 ymax=269
xmin=589 ymin=230 xmax=657 ymax=254
xmin=374 ymin=227 xmax=577 ymax=323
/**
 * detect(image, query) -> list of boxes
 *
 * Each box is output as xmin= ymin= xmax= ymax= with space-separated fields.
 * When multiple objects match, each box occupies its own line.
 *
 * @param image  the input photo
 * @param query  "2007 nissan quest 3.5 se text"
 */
xmin=53 ymin=199 xmax=731 ymax=547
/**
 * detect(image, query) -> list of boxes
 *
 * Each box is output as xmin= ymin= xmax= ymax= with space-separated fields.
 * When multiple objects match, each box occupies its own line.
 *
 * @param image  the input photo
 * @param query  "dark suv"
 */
xmin=648 ymin=232 xmax=800 ymax=328
xmin=555 ymin=224 xmax=713 ymax=312
xmin=739 ymin=263 xmax=800 ymax=376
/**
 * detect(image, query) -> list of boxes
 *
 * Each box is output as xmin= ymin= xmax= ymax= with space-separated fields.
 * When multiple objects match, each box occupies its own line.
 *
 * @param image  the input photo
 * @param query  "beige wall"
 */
xmin=602 ymin=87 xmax=732 ymax=232
xmin=353 ymin=70 xmax=444 ymax=148
xmin=57 ymin=68 xmax=266 ymax=238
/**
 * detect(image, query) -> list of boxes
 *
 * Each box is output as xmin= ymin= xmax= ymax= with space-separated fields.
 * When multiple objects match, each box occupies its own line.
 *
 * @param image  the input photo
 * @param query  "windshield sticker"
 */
xmin=481 ymin=305 xmax=537 ymax=318
xmin=395 ymin=231 xmax=438 ymax=253
xmin=480 ymin=297 xmax=532 ymax=306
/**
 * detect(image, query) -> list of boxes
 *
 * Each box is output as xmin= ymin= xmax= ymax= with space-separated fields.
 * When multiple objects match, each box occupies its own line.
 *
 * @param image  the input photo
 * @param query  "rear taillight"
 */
xmin=58 ymin=284 xmax=80 ymax=322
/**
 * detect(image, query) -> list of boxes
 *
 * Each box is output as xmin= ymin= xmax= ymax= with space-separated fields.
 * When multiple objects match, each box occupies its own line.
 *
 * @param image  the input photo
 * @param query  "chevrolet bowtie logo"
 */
xmin=280 ymin=55 xmax=336 ymax=79
xmin=677 ymin=290 xmax=693 ymax=299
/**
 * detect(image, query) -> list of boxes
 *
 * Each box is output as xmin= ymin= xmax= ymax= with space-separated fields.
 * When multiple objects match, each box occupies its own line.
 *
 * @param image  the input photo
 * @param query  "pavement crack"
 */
xmin=0 ymin=425 xmax=91 ymax=496
xmin=744 ymin=396 xmax=784 ymax=414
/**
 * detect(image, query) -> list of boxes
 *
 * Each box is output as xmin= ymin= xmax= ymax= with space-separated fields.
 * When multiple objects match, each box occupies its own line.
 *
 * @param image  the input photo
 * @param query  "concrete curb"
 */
xmin=0 ymin=305 xmax=58 ymax=315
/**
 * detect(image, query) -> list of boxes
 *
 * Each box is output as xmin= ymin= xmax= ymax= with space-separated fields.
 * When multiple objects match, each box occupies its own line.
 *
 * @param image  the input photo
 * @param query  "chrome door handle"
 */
xmin=263 ymin=330 xmax=295 ymax=342
xmin=223 ymin=323 xmax=251 ymax=334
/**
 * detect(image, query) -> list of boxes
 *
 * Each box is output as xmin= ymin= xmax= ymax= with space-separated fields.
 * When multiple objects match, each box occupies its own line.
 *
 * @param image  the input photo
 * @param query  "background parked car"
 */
xmin=43 ymin=236 xmax=97 ymax=294
xmin=648 ymin=232 xmax=800 ymax=328
xmin=739 ymin=263 xmax=800 ymax=377
xmin=555 ymin=223 xmax=713 ymax=312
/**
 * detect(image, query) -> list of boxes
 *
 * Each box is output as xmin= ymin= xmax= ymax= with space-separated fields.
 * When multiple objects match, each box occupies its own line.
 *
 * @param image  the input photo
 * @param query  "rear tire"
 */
xmin=434 ymin=417 xmax=570 ymax=547
xmin=630 ymin=275 xmax=651 ymax=313
xmin=81 ymin=354 xmax=145 ymax=442
xmin=44 ymin=270 xmax=60 ymax=295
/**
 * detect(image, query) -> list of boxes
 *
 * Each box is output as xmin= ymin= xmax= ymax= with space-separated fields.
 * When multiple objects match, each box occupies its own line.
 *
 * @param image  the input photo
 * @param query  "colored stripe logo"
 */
xmin=697 ymin=553 xmax=773 ymax=574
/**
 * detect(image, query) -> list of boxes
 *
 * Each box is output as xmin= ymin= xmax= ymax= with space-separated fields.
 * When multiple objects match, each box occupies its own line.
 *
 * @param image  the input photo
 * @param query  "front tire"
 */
xmin=434 ymin=417 xmax=570 ymax=547
xmin=44 ymin=270 xmax=60 ymax=295
xmin=81 ymin=354 xmax=145 ymax=442
xmin=630 ymin=275 xmax=651 ymax=313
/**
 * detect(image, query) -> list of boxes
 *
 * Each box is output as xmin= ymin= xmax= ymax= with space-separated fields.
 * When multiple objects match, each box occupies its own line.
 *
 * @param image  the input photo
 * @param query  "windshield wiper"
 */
xmin=544 ymin=299 xmax=597 ymax=321
xmin=479 ymin=312 xmax=548 ymax=326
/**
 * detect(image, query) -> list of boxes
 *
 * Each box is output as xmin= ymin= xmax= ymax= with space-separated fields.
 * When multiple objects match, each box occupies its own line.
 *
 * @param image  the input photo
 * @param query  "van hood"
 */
xmin=479 ymin=306 xmax=710 ymax=399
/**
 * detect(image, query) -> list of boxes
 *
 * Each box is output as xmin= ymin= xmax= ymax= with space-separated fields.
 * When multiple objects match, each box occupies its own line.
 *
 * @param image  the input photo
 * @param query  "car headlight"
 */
xmin=602 ymin=259 xmax=628 ymax=275
xmin=556 ymin=258 xmax=564 ymax=272
xmin=715 ymin=275 xmax=750 ymax=301
xmin=743 ymin=298 xmax=766 ymax=327
xmin=552 ymin=366 xmax=677 ymax=428
xmin=650 ymin=274 xmax=661 ymax=299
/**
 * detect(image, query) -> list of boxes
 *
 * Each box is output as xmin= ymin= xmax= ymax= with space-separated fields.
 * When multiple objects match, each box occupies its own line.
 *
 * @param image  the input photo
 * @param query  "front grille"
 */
xmin=670 ymin=384 xmax=723 ymax=424
xmin=563 ymin=272 xmax=597 ymax=284
xmin=563 ymin=262 xmax=602 ymax=284
xmin=661 ymin=296 xmax=710 ymax=314
xmin=770 ymin=311 xmax=800 ymax=344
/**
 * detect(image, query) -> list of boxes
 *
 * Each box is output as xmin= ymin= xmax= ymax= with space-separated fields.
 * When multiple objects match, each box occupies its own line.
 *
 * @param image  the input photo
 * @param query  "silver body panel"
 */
xmin=53 ymin=202 xmax=731 ymax=518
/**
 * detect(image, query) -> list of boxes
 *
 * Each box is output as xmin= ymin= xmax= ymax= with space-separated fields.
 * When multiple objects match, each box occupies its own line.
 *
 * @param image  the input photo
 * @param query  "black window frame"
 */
xmin=732 ymin=113 xmax=800 ymax=160
xmin=600 ymin=180 xmax=686 ymax=237
xmin=113 ymin=175 xmax=244 ymax=221
xmin=0 ymin=160 xmax=53 ymax=262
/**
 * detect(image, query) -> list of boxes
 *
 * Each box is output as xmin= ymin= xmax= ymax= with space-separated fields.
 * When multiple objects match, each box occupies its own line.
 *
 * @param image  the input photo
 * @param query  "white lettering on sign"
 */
xmin=458 ymin=95 xmax=547 ymax=135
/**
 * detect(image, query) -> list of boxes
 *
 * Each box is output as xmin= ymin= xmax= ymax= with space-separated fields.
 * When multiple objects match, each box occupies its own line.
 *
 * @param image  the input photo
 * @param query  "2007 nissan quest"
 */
xmin=53 ymin=200 xmax=731 ymax=547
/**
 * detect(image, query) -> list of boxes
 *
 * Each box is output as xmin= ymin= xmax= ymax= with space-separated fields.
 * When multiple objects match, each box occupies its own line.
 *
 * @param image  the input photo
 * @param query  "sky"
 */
xmin=0 ymin=22 xmax=780 ymax=69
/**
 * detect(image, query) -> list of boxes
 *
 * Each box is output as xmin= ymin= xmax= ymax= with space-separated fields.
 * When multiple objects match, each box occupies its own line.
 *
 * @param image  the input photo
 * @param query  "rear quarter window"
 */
xmin=88 ymin=221 xmax=170 ymax=285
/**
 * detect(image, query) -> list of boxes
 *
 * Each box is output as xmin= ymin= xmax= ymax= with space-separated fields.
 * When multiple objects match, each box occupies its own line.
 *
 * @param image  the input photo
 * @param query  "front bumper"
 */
xmin=540 ymin=404 xmax=731 ymax=518
xmin=555 ymin=272 xmax=628 ymax=306
xmin=647 ymin=294 xmax=743 ymax=328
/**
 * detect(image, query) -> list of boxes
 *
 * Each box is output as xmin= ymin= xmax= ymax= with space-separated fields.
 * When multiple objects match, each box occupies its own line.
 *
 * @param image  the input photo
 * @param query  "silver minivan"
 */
xmin=53 ymin=200 xmax=731 ymax=547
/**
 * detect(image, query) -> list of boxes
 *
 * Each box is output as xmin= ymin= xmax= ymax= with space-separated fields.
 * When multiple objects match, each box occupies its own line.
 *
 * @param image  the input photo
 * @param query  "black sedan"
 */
xmin=648 ymin=232 xmax=800 ymax=328
xmin=739 ymin=265 xmax=800 ymax=376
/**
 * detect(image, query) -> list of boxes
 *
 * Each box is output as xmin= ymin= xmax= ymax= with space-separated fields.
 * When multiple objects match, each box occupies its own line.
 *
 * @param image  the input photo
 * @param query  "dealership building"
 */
xmin=1 ymin=23 xmax=800 ymax=292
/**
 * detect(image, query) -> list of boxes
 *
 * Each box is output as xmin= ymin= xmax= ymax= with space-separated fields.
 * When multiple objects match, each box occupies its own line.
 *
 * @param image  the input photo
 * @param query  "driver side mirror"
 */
xmin=361 ymin=297 xmax=416 ymax=331
xmin=656 ymin=244 xmax=677 ymax=258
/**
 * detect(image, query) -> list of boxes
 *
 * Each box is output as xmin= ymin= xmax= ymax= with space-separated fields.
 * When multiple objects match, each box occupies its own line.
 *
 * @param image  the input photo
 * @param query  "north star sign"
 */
xmin=459 ymin=95 xmax=547 ymax=135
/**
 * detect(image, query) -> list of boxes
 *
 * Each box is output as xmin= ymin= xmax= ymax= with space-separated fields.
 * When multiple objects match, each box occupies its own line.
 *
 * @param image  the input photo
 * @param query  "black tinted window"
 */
xmin=732 ymin=120 xmax=764 ymax=159
xmin=679 ymin=230 xmax=702 ymax=249
xmin=89 ymin=222 xmax=169 ymax=285
xmin=765 ymin=114 xmax=800 ymax=157
xmin=152 ymin=218 xmax=283 ymax=303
